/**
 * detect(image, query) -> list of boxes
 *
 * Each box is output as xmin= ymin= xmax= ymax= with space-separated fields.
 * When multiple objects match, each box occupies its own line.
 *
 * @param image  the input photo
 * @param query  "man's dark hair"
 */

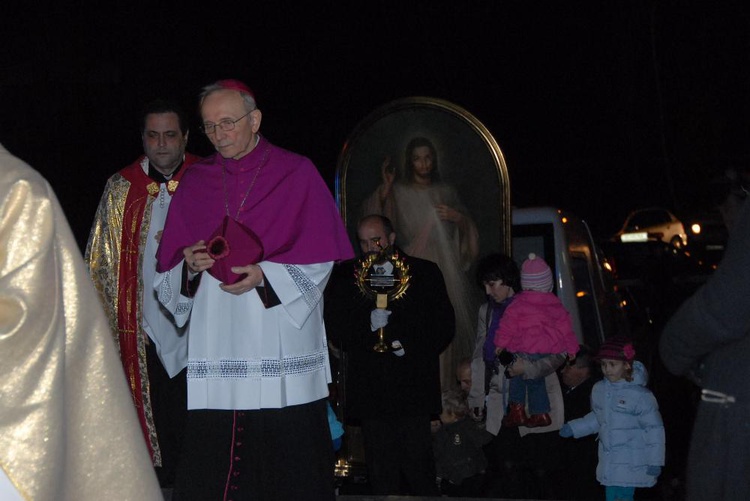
xmin=475 ymin=252 xmax=521 ymax=292
xmin=358 ymin=214 xmax=395 ymax=236
xmin=572 ymin=344 xmax=594 ymax=372
xmin=140 ymin=98 xmax=189 ymax=135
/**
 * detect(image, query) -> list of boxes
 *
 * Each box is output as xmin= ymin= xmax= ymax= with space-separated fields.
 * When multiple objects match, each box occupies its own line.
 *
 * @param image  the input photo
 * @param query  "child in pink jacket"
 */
xmin=494 ymin=254 xmax=578 ymax=427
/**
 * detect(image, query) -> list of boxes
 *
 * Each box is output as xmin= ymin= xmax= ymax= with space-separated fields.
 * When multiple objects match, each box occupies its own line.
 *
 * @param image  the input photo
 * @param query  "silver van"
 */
xmin=512 ymin=206 xmax=628 ymax=350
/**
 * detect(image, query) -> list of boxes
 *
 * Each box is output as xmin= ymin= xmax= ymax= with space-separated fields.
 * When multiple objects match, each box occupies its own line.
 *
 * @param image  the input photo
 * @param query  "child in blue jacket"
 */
xmin=560 ymin=337 xmax=665 ymax=501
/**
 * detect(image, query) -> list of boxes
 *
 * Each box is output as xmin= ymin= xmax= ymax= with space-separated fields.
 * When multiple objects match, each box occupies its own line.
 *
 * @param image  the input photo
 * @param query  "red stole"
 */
xmin=115 ymin=154 xmax=199 ymax=461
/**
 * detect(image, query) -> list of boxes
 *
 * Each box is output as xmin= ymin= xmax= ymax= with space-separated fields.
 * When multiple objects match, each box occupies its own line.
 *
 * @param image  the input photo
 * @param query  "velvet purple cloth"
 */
xmin=202 ymin=215 xmax=265 ymax=284
xmin=156 ymin=136 xmax=353 ymax=275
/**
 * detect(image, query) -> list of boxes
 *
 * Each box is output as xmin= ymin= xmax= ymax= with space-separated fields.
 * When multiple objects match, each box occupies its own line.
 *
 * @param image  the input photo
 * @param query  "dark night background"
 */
xmin=2 ymin=1 xmax=749 ymax=251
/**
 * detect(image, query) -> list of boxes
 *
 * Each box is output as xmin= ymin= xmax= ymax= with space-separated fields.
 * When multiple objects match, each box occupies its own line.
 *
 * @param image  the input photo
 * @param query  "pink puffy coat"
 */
xmin=493 ymin=290 xmax=579 ymax=355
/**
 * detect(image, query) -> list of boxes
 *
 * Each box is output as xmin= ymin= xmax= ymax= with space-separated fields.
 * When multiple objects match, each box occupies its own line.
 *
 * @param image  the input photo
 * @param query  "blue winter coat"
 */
xmin=567 ymin=361 xmax=665 ymax=488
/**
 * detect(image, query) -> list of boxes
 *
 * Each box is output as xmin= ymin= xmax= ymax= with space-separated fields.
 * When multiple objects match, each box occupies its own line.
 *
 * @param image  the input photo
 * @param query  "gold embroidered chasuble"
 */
xmin=85 ymin=154 xmax=198 ymax=465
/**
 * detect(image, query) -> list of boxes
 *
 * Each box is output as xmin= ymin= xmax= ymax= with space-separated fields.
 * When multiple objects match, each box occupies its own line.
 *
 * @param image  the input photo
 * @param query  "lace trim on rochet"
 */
xmin=187 ymin=349 xmax=327 ymax=380
xmin=284 ymin=264 xmax=320 ymax=311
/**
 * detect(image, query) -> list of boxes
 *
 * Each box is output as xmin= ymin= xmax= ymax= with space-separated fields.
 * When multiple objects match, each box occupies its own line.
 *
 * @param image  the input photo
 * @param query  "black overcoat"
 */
xmin=660 ymin=199 xmax=750 ymax=501
xmin=325 ymin=248 xmax=455 ymax=420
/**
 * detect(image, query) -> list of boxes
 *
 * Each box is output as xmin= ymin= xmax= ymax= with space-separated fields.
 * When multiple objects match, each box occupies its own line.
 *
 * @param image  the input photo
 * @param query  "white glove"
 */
xmin=391 ymin=340 xmax=405 ymax=357
xmin=370 ymin=308 xmax=391 ymax=331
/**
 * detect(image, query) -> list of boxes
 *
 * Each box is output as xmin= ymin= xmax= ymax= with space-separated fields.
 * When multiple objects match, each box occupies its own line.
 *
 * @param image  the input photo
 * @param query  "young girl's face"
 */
xmin=600 ymin=359 xmax=630 ymax=382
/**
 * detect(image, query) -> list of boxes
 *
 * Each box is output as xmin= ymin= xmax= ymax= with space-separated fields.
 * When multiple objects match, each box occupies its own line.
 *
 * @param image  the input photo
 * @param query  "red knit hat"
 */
xmin=520 ymin=253 xmax=553 ymax=292
xmin=595 ymin=337 xmax=636 ymax=362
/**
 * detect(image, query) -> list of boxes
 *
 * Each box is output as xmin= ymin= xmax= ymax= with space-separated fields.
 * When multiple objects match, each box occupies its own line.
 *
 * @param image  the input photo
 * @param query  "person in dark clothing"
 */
xmin=433 ymin=388 xmax=493 ymax=497
xmin=470 ymin=254 xmax=566 ymax=499
xmin=557 ymin=345 xmax=603 ymax=500
xmin=325 ymin=214 xmax=455 ymax=496
xmin=660 ymin=198 xmax=750 ymax=501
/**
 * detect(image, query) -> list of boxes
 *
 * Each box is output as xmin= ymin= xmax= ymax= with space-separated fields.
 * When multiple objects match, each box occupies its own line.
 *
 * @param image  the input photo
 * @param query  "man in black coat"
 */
xmin=557 ymin=345 xmax=603 ymax=500
xmin=325 ymin=214 xmax=455 ymax=496
xmin=660 ymin=198 xmax=750 ymax=501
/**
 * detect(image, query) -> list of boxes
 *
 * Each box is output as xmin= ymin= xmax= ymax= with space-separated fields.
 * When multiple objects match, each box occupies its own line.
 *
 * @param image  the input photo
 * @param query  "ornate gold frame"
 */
xmin=334 ymin=96 xmax=511 ymax=255
xmin=332 ymin=96 xmax=511 ymax=478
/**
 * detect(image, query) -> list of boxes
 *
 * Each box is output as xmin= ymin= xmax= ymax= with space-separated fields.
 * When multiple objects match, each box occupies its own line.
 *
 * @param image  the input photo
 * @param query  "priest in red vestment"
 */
xmin=85 ymin=98 xmax=201 ymax=487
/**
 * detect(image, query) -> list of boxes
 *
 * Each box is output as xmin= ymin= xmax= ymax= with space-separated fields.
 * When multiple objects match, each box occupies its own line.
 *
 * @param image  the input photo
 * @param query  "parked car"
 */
xmin=681 ymin=209 xmax=729 ymax=269
xmin=600 ymin=239 xmax=712 ymax=337
xmin=614 ymin=207 xmax=688 ymax=248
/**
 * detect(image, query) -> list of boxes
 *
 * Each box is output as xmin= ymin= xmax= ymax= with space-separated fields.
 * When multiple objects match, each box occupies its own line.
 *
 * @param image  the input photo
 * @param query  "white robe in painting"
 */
xmin=364 ymin=181 xmax=480 ymax=389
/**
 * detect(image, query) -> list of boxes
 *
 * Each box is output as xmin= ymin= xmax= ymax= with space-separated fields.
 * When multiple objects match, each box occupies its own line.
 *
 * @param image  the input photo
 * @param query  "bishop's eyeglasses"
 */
xmin=200 ymin=109 xmax=254 ymax=134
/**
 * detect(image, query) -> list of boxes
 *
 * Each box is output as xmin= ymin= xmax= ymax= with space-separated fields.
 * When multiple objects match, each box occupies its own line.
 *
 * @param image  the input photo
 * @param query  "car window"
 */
xmin=631 ymin=209 xmax=670 ymax=229
xmin=569 ymin=253 xmax=602 ymax=348
xmin=627 ymin=214 xmax=642 ymax=229
xmin=656 ymin=210 xmax=671 ymax=224
xmin=629 ymin=212 xmax=651 ymax=229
